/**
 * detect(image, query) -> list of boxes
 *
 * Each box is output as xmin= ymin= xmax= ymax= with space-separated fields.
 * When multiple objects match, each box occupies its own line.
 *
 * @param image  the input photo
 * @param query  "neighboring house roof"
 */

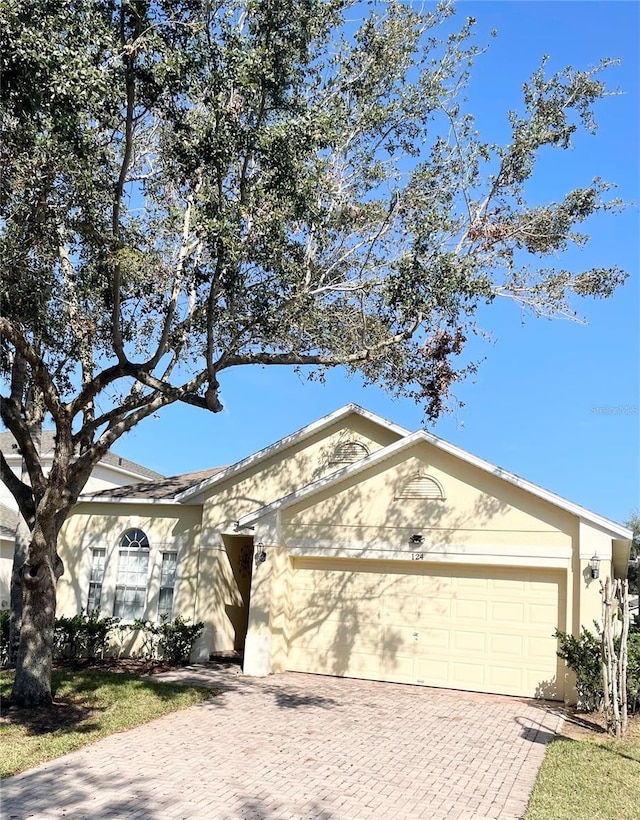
xmin=176 ymin=403 xmax=410 ymax=503
xmin=0 ymin=503 xmax=19 ymax=540
xmin=79 ymin=468 xmax=226 ymax=504
xmin=0 ymin=431 xmax=164 ymax=481
xmin=237 ymin=429 xmax=633 ymax=541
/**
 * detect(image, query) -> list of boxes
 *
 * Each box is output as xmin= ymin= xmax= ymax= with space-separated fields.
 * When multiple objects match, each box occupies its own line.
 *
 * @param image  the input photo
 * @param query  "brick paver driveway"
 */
xmin=2 ymin=665 xmax=563 ymax=820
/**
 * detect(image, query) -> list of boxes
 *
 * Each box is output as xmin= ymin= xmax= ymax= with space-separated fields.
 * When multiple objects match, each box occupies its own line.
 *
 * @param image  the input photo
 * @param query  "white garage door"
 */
xmin=287 ymin=557 xmax=565 ymax=699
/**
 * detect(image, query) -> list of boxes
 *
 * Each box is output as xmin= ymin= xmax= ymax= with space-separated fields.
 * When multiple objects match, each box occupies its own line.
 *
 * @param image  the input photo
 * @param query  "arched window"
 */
xmin=329 ymin=440 xmax=370 ymax=466
xmin=113 ymin=528 xmax=150 ymax=620
xmin=395 ymin=473 xmax=445 ymax=501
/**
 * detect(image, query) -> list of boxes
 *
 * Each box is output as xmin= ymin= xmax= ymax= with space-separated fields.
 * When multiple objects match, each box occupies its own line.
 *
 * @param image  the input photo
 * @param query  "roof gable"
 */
xmin=237 ymin=429 xmax=632 ymax=540
xmin=175 ymin=404 xmax=409 ymax=503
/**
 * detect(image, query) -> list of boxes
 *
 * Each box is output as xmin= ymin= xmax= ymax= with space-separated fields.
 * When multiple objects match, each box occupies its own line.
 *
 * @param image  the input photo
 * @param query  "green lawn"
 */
xmin=0 ymin=668 xmax=215 ymax=778
xmin=525 ymin=730 xmax=640 ymax=820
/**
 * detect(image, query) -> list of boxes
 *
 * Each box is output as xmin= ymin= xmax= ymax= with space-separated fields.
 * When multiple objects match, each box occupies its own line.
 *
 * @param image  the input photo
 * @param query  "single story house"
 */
xmin=56 ymin=404 xmax=633 ymax=702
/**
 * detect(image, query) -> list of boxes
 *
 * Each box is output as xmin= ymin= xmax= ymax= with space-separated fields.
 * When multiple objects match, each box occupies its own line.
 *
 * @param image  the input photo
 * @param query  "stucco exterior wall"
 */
xmin=200 ymin=417 xmax=403 ymax=539
xmin=280 ymin=444 xmax=576 ymax=563
xmin=244 ymin=544 xmax=291 ymax=675
xmin=57 ymin=503 xmax=202 ymax=628
xmin=241 ymin=440 xmax=627 ymax=703
xmin=576 ymin=521 xmax=614 ymax=633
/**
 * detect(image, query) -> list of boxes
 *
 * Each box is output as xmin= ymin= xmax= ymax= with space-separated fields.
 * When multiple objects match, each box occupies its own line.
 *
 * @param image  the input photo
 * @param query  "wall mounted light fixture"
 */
xmin=255 ymin=542 xmax=267 ymax=566
xmin=589 ymin=553 xmax=601 ymax=579
xmin=409 ymin=534 xmax=425 ymax=545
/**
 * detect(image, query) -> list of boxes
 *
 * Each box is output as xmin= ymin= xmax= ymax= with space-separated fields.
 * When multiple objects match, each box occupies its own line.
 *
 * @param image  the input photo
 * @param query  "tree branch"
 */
xmin=111 ymin=37 xmax=137 ymax=365
xmin=0 ymin=320 xmax=62 ymax=419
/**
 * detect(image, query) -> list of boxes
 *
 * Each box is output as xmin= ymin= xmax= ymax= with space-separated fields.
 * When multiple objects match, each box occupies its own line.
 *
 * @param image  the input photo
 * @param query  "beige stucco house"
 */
xmin=56 ymin=404 xmax=632 ymax=702
xmin=0 ymin=431 xmax=164 ymax=608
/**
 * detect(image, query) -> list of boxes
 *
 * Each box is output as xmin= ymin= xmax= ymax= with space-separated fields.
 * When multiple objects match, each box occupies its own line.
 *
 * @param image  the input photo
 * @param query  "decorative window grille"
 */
xmin=158 ymin=552 xmax=177 ymax=621
xmin=113 ymin=529 xmax=150 ymax=620
xmin=87 ymin=548 xmax=106 ymax=612
xmin=329 ymin=440 xmax=370 ymax=466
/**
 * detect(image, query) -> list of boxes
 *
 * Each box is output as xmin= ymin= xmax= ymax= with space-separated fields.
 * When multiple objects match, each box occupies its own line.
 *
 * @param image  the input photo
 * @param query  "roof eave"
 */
xmin=76 ymin=495 xmax=189 ymax=506
xmin=237 ymin=430 xmax=633 ymax=540
xmin=175 ymin=403 xmax=409 ymax=503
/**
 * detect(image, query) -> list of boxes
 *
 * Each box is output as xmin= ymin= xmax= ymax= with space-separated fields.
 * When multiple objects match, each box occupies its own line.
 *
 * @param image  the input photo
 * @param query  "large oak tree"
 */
xmin=0 ymin=0 xmax=628 ymax=706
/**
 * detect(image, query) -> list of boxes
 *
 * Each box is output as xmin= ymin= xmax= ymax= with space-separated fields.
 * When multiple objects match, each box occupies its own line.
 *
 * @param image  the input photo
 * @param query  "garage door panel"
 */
xmin=456 ymin=576 xmax=490 ymax=590
xmin=291 ymin=619 xmax=384 ymax=651
xmin=493 ymin=577 xmax=526 ymax=591
xmin=530 ymin=603 xmax=557 ymax=624
xmin=416 ymin=599 xmax=451 ymax=620
xmin=382 ymin=651 xmax=415 ymax=678
xmin=382 ymin=595 xmax=419 ymax=623
xmin=489 ymin=633 xmax=524 ymax=656
xmin=416 ymin=626 xmax=451 ymax=650
xmin=454 ymin=599 xmax=488 ymax=620
xmin=488 ymin=666 xmax=523 ymax=692
xmin=491 ymin=601 xmax=525 ymax=623
xmin=287 ymin=559 xmax=564 ymax=699
xmin=451 ymin=661 xmax=486 ymax=687
xmin=527 ymin=635 xmax=557 ymax=659
xmin=452 ymin=630 xmax=487 ymax=652
xmin=415 ymin=658 xmax=449 ymax=685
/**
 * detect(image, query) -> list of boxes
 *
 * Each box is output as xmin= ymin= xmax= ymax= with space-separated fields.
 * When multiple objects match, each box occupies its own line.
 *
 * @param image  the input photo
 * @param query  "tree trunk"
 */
xmin=9 ymin=421 xmax=41 ymax=666
xmin=10 ymin=525 xmax=62 ymax=708
xmin=8 ymin=515 xmax=30 ymax=667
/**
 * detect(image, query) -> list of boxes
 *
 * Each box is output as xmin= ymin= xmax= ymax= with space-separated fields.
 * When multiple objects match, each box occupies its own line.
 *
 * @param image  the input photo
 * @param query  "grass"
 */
xmin=0 ymin=667 xmax=216 ymax=778
xmin=524 ymin=717 xmax=640 ymax=820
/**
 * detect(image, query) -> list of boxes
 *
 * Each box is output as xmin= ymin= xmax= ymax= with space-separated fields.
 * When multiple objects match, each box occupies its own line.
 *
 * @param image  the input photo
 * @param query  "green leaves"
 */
xmin=0 ymin=0 xmax=628 ymax=430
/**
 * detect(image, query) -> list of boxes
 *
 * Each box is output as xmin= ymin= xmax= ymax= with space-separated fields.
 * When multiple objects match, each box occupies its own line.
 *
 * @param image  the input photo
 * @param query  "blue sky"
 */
xmin=116 ymin=1 xmax=639 ymax=526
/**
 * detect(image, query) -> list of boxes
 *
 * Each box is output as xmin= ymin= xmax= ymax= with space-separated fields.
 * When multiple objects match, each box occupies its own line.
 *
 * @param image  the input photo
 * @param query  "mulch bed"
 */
xmin=52 ymin=657 xmax=178 ymax=676
xmin=559 ymin=708 xmax=640 ymax=741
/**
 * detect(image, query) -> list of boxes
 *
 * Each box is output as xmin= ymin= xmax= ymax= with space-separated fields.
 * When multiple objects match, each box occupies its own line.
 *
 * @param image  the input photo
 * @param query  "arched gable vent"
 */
xmin=395 ymin=472 xmax=445 ymax=501
xmin=330 ymin=440 xmax=370 ymax=466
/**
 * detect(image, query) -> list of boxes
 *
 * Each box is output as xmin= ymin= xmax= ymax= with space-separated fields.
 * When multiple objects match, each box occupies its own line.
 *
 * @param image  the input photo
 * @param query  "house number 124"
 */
xmin=411 ymin=552 xmax=425 ymax=560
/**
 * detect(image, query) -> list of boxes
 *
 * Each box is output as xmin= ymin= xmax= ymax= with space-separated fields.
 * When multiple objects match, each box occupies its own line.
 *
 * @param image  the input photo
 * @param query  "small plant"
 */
xmin=157 ymin=616 xmax=204 ymax=665
xmin=84 ymin=611 xmax=120 ymax=659
xmin=131 ymin=616 xmax=204 ymax=664
xmin=54 ymin=613 xmax=87 ymax=659
xmin=555 ymin=620 xmax=640 ymax=716
xmin=554 ymin=625 xmax=603 ymax=711
xmin=627 ymin=626 xmax=640 ymax=714
xmin=131 ymin=618 xmax=161 ymax=660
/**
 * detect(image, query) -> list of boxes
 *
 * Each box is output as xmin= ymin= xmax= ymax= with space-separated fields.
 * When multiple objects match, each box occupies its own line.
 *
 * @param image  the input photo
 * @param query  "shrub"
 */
xmin=555 ymin=623 xmax=640 ymax=714
xmin=130 ymin=618 xmax=161 ymax=660
xmin=555 ymin=625 xmax=603 ymax=711
xmin=157 ymin=616 xmax=205 ymax=664
xmin=131 ymin=616 xmax=204 ymax=664
xmin=628 ymin=627 xmax=640 ymax=713
xmin=54 ymin=611 xmax=120 ymax=660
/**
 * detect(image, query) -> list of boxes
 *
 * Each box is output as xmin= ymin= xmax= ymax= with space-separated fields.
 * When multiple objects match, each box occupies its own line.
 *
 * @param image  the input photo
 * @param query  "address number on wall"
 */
xmin=411 ymin=552 xmax=425 ymax=560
